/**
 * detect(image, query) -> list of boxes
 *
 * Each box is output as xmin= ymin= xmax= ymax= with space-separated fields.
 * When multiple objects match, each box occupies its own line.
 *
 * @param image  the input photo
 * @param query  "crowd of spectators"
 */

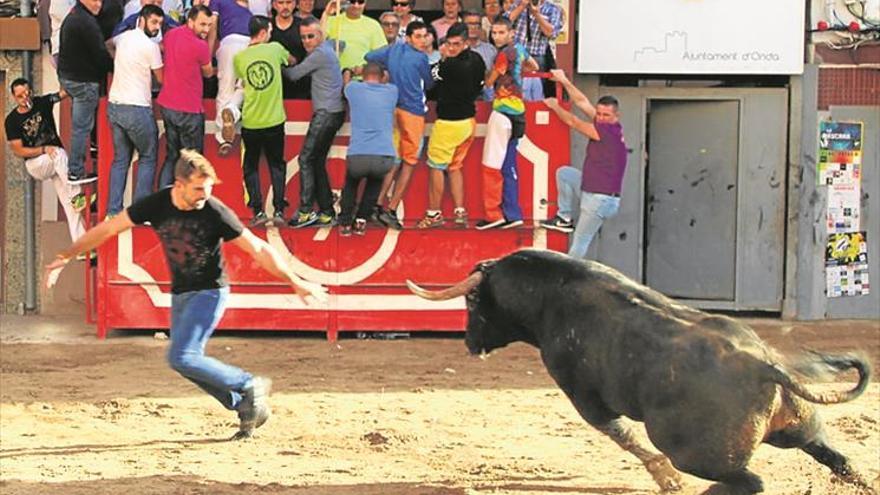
xmin=14 ymin=0 xmax=565 ymax=235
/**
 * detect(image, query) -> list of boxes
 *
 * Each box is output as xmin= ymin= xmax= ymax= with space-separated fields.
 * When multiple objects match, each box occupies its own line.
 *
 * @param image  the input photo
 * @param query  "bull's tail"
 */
xmin=766 ymin=352 xmax=871 ymax=404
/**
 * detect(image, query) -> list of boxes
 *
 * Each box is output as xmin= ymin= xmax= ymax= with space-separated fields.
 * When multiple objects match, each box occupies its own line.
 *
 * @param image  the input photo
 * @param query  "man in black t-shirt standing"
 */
xmin=270 ymin=0 xmax=310 ymax=99
xmin=4 ymin=78 xmax=86 ymax=243
xmin=417 ymin=22 xmax=485 ymax=229
xmin=46 ymin=150 xmax=327 ymax=440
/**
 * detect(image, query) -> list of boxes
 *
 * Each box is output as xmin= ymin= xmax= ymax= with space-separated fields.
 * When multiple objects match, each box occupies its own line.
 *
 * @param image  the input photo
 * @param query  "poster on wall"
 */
xmin=551 ymin=0 xmax=568 ymax=45
xmin=817 ymin=121 xmax=863 ymax=186
xmin=827 ymin=184 xmax=861 ymax=233
xmin=825 ymin=231 xmax=870 ymax=298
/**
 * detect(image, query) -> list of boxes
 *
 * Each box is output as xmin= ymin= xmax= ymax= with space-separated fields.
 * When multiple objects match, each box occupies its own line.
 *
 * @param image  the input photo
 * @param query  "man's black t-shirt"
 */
xmin=433 ymin=49 xmax=485 ymax=120
xmin=127 ymin=188 xmax=245 ymax=294
xmin=271 ymin=18 xmax=311 ymax=100
xmin=4 ymin=94 xmax=64 ymax=148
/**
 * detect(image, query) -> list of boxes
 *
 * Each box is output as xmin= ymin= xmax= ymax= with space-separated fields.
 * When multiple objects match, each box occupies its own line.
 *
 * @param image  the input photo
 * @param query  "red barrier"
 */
xmin=94 ymin=97 xmax=571 ymax=339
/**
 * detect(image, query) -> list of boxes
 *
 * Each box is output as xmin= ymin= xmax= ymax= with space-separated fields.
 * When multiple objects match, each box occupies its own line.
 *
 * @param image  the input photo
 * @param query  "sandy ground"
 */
xmin=1 ymin=315 xmax=878 ymax=495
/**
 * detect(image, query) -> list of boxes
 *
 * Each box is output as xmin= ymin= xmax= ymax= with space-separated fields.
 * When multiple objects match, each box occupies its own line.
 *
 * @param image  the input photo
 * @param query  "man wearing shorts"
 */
xmin=417 ymin=22 xmax=485 ymax=229
xmin=364 ymin=20 xmax=432 ymax=230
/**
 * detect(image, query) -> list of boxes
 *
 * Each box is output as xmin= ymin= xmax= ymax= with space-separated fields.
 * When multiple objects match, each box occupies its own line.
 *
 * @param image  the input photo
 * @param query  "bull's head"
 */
xmin=408 ymin=260 xmax=516 ymax=356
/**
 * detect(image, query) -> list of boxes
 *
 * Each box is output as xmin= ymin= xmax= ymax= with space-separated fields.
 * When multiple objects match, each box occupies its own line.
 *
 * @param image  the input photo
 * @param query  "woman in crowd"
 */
xmin=391 ymin=0 xmax=423 ymax=40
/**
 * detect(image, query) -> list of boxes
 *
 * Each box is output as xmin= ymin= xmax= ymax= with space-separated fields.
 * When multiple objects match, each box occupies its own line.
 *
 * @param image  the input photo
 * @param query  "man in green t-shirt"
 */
xmin=321 ymin=0 xmax=387 ymax=71
xmin=233 ymin=15 xmax=294 ymax=226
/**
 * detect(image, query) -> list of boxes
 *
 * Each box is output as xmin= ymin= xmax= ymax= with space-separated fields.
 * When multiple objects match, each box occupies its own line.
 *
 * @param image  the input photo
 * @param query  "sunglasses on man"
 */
xmin=392 ymin=1 xmax=409 ymax=6
xmin=301 ymin=32 xmax=319 ymax=39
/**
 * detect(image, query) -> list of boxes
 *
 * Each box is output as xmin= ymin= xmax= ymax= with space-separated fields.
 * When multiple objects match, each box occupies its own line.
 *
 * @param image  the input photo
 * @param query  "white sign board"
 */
xmin=578 ymin=0 xmax=805 ymax=74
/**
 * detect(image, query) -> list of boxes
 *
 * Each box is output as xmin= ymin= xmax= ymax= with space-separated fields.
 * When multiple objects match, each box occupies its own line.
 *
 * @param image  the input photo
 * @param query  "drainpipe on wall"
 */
xmin=21 ymin=0 xmax=37 ymax=311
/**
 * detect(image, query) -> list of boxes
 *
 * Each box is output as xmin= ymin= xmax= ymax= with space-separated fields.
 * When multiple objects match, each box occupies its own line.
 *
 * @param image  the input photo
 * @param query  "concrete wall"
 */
xmin=792 ymin=65 xmax=880 ymax=319
xmin=1 ymin=54 xmax=34 ymax=315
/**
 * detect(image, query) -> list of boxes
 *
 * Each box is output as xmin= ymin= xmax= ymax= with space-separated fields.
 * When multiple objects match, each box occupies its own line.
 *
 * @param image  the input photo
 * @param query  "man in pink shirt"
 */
xmin=156 ymin=5 xmax=216 ymax=187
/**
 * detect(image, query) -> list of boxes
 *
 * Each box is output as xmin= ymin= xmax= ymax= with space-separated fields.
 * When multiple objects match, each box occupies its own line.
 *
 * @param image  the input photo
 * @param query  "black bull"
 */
xmin=408 ymin=249 xmax=875 ymax=494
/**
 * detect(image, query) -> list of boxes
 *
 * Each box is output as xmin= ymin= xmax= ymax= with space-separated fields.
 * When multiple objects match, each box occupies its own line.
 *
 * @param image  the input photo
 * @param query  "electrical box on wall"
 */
xmin=577 ymin=0 xmax=806 ymax=74
xmin=0 ymin=18 xmax=41 ymax=51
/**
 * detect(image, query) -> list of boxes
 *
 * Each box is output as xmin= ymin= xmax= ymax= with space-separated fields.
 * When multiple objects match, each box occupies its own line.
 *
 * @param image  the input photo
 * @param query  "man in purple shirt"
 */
xmin=540 ymin=69 xmax=627 ymax=259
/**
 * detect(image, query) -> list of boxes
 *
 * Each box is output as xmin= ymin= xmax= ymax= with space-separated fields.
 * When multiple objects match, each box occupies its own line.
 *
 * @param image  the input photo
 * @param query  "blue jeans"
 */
xmin=167 ymin=287 xmax=252 ymax=411
xmin=556 ymin=165 xmax=620 ymax=258
xmin=298 ymin=109 xmax=344 ymax=215
xmin=59 ymin=79 xmax=99 ymax=177
xmin=159 ymin=106 xmax=205 ymax=187
xmin=108 ymin=103 xmax=159 ymax=214
xmin=501 ymin=138 xmax=523 ymax=221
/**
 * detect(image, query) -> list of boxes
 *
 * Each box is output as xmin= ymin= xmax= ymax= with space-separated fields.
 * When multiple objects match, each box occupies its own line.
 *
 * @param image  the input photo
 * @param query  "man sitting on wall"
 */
xmin=5 ymin=79 xmax=87 ymax=244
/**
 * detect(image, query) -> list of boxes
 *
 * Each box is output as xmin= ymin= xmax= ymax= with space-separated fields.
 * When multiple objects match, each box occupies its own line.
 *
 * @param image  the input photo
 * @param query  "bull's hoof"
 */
xmin=645 ymin=455 xmax=685 ymax=492
xmin=834 ymin=471 xmax=878 ymax=495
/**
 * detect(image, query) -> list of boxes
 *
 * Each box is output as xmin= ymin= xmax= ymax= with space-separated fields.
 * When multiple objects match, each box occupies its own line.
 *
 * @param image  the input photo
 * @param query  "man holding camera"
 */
xmin=505 ymin=0 xmax=562 ymax=100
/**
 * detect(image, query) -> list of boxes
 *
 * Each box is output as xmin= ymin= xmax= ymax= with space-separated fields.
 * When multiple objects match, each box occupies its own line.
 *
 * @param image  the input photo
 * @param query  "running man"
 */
xmin=46 ymin=149 xmax=328 ymax=440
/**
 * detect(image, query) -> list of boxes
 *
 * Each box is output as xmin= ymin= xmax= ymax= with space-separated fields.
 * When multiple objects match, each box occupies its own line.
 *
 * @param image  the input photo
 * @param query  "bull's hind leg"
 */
xmin=556 ymin=385 xmax=684 ymax=492
xmin=766 ymin=403 xmax=875 ymax=493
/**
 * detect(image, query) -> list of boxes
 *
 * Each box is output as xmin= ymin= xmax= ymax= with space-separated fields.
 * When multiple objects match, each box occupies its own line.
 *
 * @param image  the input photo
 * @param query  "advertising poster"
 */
xmin=825 ymin=232 xmax=870 ymax=298
xmin=817 ymin=121 xmax=863 ymax=186
xmin=827 ymin=184 xmax=861 ymax=234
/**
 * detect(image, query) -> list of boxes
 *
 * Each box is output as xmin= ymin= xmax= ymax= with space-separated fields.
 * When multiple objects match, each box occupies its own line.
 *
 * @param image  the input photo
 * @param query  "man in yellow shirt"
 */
xmin=321 ymin=0 xmax=387 ymax=70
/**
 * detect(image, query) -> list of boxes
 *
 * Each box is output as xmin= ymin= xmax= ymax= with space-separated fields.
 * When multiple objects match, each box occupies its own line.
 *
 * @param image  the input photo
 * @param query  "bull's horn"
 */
xmin=406 ymin=272 xmax=484 ymax=301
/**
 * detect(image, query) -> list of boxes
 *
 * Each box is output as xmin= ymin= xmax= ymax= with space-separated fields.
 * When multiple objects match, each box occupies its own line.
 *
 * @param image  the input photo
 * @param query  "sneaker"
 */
xmin=368 ymin=205 xmax=383 ymax=225
xmin=249 ymin=211 xmax=269 ymax=227
xmin=68 ymin=172 xmax=97 ymax=185
xmin=218 ymin=142 xmax=233 ymax=157
xmin=416 ymin=211 xmax=444 ymax=229
xmin=353 ymin=218 xmax=367 ymax=236
xmin=221 ymin=108 xmax=236 ymax=143
xmin=315 ymin=212 xmax=335 ymax=227
xmin=376 ymin=207 xmax=402 ymax=230
xmin=289 ymin=210 xmax=317 ymax=228
xmin=501 ymin=219 xmax=524 ymax=230
xmin=339 ymin=224 xmax=353 ymax=237
xmin=234 ymin=376 xmax=272 ymax=440
xmin=540 ymin=215 xmax=574 ymax=233
xmin=453 ymin=207 xmax=468 ymax=228
xmin=475 ymin=218 xmax=505 ymax=230
xmin=272 ymin=210 xmax=285 ymax=226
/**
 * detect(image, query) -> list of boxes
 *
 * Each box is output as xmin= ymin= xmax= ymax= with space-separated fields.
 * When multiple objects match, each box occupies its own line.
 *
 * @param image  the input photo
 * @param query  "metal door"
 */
xmin=645 ymin=100 xmax=740 ymax=300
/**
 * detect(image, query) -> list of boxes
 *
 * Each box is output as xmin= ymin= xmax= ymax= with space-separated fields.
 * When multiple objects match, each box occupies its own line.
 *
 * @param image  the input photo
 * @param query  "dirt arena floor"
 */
xmin=1 ymin=315 xmax=878 ymax=494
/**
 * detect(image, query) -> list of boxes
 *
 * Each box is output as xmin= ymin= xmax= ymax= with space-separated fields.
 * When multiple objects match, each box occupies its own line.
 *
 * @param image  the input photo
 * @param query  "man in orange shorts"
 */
xmin=365 ymin=20 xmax=433 ymax=230
xmin=417 ymin=22 xmax=486 ymax=228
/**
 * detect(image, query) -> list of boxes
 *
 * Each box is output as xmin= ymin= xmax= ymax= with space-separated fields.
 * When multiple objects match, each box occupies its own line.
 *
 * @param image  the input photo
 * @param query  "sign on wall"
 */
xmin=818 ymin=121 xmax=869 ymax=298
xmin=577 ymin=0 xmax=805 ymax=74
xmin=825 ymin=232 xmax=870 ymax=298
